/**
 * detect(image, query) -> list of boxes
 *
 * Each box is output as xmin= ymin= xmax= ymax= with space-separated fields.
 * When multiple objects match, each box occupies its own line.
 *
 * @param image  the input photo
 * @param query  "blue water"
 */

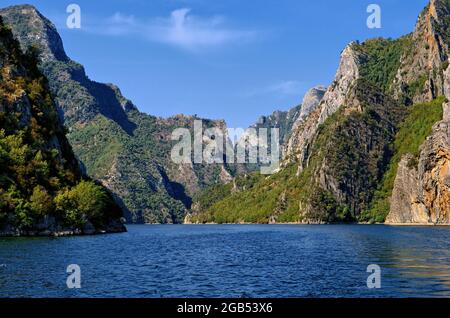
xmin=1 ymin=225 xmax=450 ymax=298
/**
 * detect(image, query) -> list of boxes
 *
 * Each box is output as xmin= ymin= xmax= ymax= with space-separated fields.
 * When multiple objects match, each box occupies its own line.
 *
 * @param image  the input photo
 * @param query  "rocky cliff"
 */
xmin=234 ymin=85 xmax=326 ymax=174
xmin=284 ymin=43 xmax=363 ymax=171
xmin=392 ymin=0 xmax=450 ymax=104
xmin=297 ymin=85 xmax=326 ymax=123
xmin=0 ymin=5 xmax=233 ymax=224
xmin=3 ymin=2 xmax=449 ymax=225
xmin=189 ymin=0 xmax=450 ymax=224
xmin=385 ymin=0 xmax=450 ymax=224
xmin=387 ymin=63 xmax=450 ymax=224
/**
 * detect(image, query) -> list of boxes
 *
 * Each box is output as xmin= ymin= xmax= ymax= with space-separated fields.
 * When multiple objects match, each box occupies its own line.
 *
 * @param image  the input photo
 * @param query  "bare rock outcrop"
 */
xmin=297 ymin=85 xmax=326 ymax=123
xmin=392 ymin=0 xmax=449 ymax=103
xmin=387 ymin=120 xmax=450 ymax=224
xmin=386 ymin=155 xmax=430 ymax=224
xmin=284 ymin=43 xmax=363 ymax=171
xmin=387 ymin=57 xmax=450 ymax=224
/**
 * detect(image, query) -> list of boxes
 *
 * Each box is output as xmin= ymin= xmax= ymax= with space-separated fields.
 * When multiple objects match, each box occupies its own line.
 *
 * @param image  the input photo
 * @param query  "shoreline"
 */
xmin=0 ymin=222 xmax=127 ymax=238
xmin=142 ymin=222 xmax=450 ymax=226
xmin=0 ymin=228 xmax=127 ymax=238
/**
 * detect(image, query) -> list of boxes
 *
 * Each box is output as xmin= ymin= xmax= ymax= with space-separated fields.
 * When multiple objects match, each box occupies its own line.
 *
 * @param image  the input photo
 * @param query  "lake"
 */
xmin=1 ymin=224 xmax=450 ymax=298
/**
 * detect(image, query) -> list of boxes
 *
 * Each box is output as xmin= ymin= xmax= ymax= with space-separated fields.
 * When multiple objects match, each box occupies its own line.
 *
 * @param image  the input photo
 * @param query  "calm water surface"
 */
xmin=1 ymin=225 xmax=450 ymax=297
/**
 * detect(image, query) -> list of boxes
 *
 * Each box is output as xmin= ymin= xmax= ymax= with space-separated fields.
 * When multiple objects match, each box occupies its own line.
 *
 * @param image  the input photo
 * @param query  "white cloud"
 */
xmin=85 ymin=8 xmax=256 ymax=51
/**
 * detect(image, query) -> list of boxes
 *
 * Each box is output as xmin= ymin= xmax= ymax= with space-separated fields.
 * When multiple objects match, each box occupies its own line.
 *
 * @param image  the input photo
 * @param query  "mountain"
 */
xmin=385 ymin=0 xmax=450 ymax=224
xmin=255 ymin=85 xmax=326 ymax=151
xmin=0 ymin=16 xmax=125 ymax=236
xmin=234 ymin=104 xmax=301 ymax=174
xmin=253 ymin=105 xmax=301 ymax=147
xmin=189 ymin=0 xmax=450 ymax=224
xmin=0 ymin=5 xmax=233 ymax=224
xmin=231 ymin=86 xmax=326 ymax=174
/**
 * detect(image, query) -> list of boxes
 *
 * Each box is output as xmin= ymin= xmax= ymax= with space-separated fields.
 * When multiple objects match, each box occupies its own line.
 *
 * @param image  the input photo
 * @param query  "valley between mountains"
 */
xmin=1 ymin=0 xmax=449 ymax=232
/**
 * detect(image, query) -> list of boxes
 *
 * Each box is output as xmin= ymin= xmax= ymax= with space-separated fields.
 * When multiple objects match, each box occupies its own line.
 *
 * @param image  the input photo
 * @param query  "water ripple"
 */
xmin=1 ymin=225 xmax=450 ymax=297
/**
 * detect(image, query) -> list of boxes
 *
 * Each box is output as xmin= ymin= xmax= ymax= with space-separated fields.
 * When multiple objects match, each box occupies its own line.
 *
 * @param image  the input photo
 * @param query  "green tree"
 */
xmin=29 ymin=185 xmax=53 ymax=216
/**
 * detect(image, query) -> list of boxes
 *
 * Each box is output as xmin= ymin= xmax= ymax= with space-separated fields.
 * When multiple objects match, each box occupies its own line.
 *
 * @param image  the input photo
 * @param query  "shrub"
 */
xmin=29 ymin=185 xmax=53 ymax=216
xmin=54 ymin=180 xmax=109 ymax=225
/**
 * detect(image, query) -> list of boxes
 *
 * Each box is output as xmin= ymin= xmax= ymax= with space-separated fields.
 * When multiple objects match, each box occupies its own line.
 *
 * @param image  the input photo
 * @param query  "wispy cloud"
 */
xmin=83 ymin=8 xmax=256 ymax=51
xmin=267 ymin=81 xmax=305 ymax=95
xmin=245 ymin=80 xmax=307 ymax=98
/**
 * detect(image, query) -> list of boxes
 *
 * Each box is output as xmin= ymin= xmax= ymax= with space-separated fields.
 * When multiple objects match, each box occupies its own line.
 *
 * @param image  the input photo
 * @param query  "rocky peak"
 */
xmin=0 ymin=5 xmax=68 ymax=63
xmin=318 ymin=42 xmax=362 ymax=124
xmin=107 ymin=84 xmax=138 ymax=112
xmin=392 ymin=0 xmax=450 ymax=103
xmin=284 ymin=42 xmax=363 ymax=168
xmin=1 ymin=5 xmax=139 ymax=131
xmin=297 ymin=85 xmax=326 ymax=123
xmin=430 ymin=0 xmax=450 ymax=21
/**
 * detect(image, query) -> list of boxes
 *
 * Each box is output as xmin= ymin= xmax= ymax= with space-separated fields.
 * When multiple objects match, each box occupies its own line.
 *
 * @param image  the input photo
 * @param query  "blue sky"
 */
xmin=2 ymin=0 xmax=429 ymax=128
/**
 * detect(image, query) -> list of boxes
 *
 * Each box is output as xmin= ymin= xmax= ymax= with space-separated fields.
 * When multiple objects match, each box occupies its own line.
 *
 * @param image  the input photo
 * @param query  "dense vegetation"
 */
xmin=67 ymin=111 xmax=229 ymax=223
xmin=362 ymin=96 xmax=445 ymax=222
xmin=3 ymin=3 xmax=447 ymax=225
xmin=190 ymin=21 xmax=449 ymax=225
xmin=190 ymin=79 xmax=408 ymax=224
xmin=358 ymin=37 xmax=411 ymax=93
xmin=193 ymin=94 xmax=445 ymax=224
xmin=0 ymin=17 xmax=122 ymax=232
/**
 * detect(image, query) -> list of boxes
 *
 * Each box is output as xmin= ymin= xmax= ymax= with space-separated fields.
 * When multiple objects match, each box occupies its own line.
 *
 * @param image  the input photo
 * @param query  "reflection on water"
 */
xmin=1 ymin=225 xmax=450 ymax=297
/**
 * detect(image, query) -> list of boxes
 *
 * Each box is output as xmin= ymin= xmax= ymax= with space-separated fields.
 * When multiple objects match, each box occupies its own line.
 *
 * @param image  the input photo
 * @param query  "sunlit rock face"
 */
xmin=387 ymin=59 xmax=450 ymax=224
xmin=284 ymin=43 xmax=363 ymax=171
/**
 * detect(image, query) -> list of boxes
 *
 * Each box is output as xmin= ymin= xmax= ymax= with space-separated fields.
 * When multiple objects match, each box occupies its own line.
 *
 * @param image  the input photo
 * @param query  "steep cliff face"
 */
xmin=1 ymin=5 xmax=232 ymax=224
xmin=303 ymin=81 xmax=406 ymax=220
xmin=0 ymin=5 xmax=135 ymax=128
xmin=385 ymin=0 xmax=450 ymax=224
xmin=386 ymin=155 xmax=430 ymax=223
xmin=0 ymin=17 xmax=125 ymax=235
xmin=297 ymin=86 xmax=326 ymax=123
xmin=236 ymin=103 xmax=302 ymax=173
xmin=387 ymin=109 xmax=450 ymax=224
xmin=285 ymin=43 xmax=363 ymax=170
xmin=234 ymin=86 xmax=325 ymax=174
xmin=387 ymin=64 xmax=450 ymax=224
xmin=393 ymin=0 xmax=450 ymax=104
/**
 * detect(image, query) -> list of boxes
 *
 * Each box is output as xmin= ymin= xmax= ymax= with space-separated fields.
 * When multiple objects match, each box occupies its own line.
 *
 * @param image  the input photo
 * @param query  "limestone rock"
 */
xmin=284 ymin=42 xmax=363 ymax=169
xmin=392 ymin=0 xmax=449 ymax=103
xmin=298 ymin=85 xmax=326 ymax=123
xmin=386 ymin=155 xmax=430 ymax=224
xmin=387 ymin=47 xmax=450 ymax=224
